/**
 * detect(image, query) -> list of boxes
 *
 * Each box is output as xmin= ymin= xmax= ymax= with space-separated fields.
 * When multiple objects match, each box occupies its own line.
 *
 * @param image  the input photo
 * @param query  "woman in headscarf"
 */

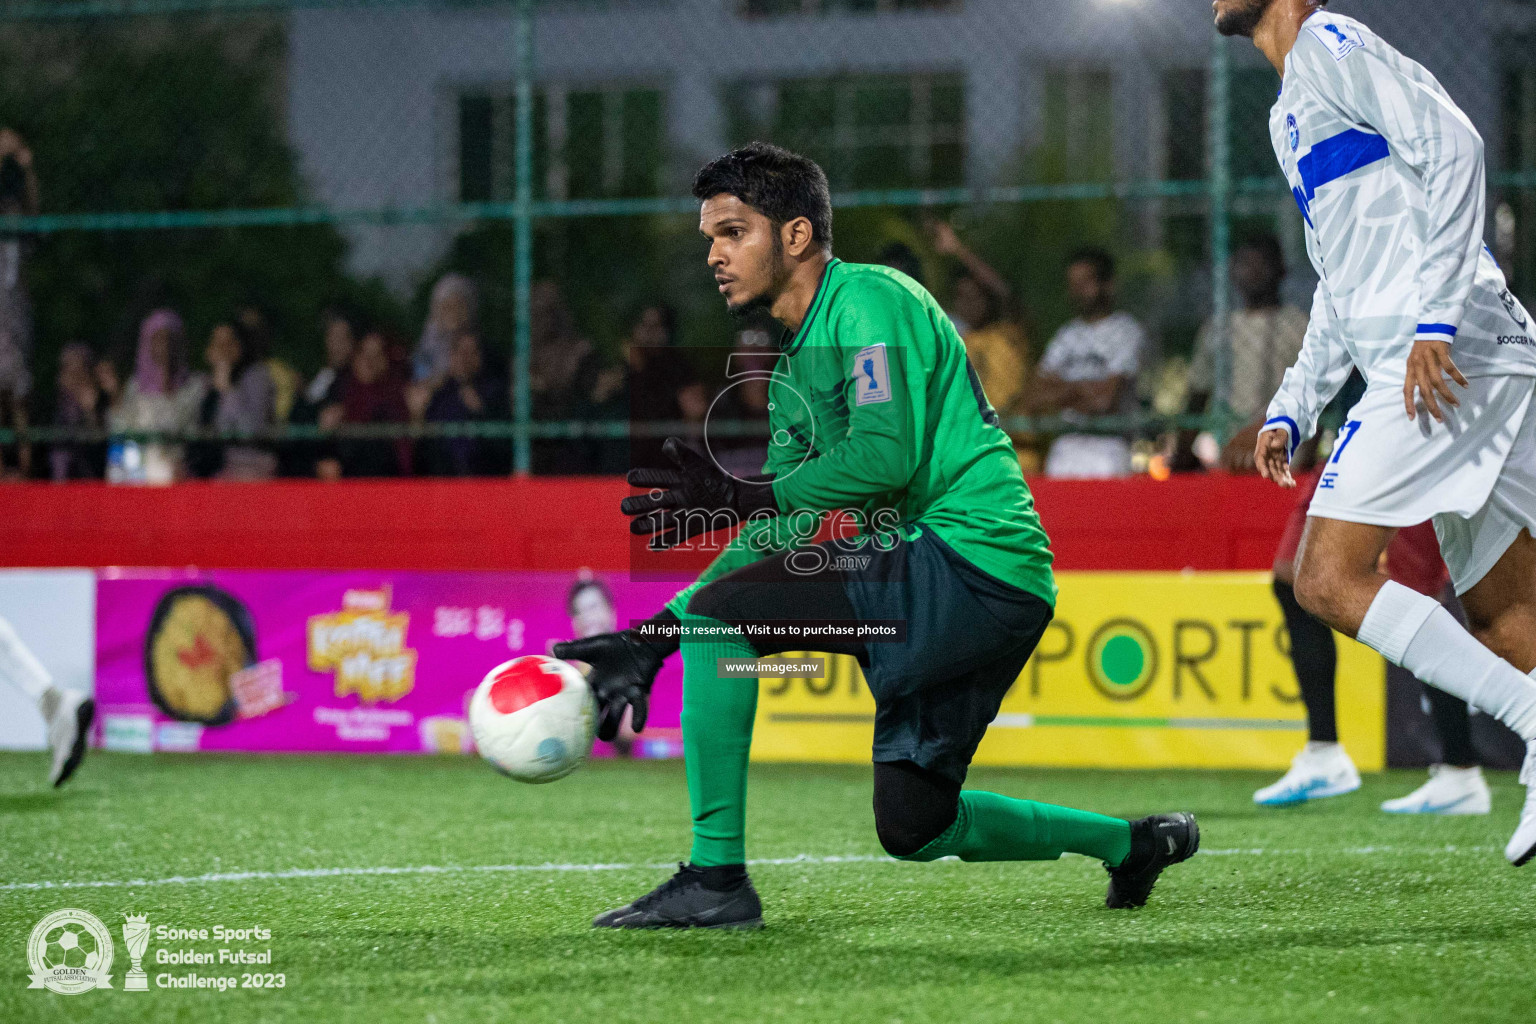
xmin=107 ymin=308 xmax=207 ymax=483
xmin=413 ymin=273 xmax=478 ymax=383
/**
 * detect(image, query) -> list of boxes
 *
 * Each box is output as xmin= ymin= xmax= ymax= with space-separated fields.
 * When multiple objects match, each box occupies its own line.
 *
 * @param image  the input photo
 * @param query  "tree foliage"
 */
xmin=0 ymin=20 xmax=385 ymax=393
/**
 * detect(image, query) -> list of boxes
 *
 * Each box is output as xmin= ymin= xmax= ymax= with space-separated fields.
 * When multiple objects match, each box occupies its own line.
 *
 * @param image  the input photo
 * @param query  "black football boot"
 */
xmin=593 ymin=863 xmax=763 ymax=929
xmin=1104 ymin=812 xmax=1200 ymax=909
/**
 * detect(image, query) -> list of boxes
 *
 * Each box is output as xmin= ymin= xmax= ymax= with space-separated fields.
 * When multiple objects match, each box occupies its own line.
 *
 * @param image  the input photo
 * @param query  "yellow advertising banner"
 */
xmin=751 ymin=572 xmax=1385 ymax=771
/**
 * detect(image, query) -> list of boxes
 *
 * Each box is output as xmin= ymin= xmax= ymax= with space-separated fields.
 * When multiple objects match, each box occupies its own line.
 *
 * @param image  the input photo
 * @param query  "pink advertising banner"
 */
xmin=93 ymin=568 xmax=684 ymax=757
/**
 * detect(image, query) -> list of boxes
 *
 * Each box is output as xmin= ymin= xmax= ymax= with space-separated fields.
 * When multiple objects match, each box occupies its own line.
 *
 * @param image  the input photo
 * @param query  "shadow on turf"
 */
xmin=0 ymin=789 xmax=84 ymax=813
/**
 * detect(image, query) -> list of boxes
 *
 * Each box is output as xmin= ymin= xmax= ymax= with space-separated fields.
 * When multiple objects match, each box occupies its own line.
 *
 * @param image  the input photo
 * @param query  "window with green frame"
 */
xmin=457 ymin=85 xmax=664 ymax=202
xmin=724 ymin=72 xmax=965 ymax=190
xmin=1040 ymin=68 xmax=1114 ymax=183
xmin=1162 ymin=66 xmax=1283 ymax=183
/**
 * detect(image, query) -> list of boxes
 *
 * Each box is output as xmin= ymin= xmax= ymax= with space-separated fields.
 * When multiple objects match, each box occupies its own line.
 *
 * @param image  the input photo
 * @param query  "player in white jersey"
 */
xmin=1215 ymin=0 xmax=1536 ymax=866
xmin=0 ymin=615 xmax=92 ymax=787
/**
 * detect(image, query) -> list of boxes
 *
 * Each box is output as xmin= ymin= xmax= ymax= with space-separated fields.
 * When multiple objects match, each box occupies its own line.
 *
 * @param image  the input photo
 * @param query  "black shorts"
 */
xmin=685 ymin=527 xmax=1054 ymax=785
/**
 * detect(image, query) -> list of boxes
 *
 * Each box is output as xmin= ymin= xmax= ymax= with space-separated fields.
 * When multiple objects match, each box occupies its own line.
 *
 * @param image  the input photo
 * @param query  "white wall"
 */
xmin=0 ymin=570 xmax=95 ymax=751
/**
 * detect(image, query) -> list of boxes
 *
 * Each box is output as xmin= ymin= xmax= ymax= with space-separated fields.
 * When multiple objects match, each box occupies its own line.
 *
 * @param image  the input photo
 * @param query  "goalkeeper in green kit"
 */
xmin=553 ymin=143 xmax=1199 ymax=929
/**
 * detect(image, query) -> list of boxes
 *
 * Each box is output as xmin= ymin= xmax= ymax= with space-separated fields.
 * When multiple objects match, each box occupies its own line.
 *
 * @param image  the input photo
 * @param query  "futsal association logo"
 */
xmin=26 ymin=908 xmax=115 ymax=995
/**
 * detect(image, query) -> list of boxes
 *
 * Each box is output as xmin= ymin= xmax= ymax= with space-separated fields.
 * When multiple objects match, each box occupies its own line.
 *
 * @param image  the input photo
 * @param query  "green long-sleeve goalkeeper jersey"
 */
xmin=665 ymin=258 xmax=1056 ymax=618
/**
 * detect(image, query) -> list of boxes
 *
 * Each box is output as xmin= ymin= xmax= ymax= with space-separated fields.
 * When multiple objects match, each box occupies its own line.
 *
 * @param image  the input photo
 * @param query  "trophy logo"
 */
xmin=121 ymin=913 xmax=150 ymax=992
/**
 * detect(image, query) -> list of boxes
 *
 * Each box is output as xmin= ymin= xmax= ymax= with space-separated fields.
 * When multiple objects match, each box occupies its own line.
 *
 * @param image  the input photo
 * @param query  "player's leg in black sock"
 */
xmin=595 ymin=547 xmax=868 ymax=929
xmin=1274 ymin=578 xmax=1338 ymax=742
xmin=1427 ymin=686 xmax=1478 ymax=768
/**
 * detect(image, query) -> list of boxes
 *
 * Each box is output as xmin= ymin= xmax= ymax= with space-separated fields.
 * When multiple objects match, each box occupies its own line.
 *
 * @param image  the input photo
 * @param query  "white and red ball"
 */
xmin=469 ymin=656 xmax=595 ymax=783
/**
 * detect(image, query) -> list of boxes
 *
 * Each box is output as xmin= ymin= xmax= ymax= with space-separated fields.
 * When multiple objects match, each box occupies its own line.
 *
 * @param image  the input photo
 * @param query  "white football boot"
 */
xmin=1507 ymin=744 xmax=1536 ymax=867
xmin=1380 ymin=765 xmax=1491 ymax=815
xmin=46 ymin=688 xmax=95 ymax=788
xmin=1254 ymin=742 xmax=1361 ymax=807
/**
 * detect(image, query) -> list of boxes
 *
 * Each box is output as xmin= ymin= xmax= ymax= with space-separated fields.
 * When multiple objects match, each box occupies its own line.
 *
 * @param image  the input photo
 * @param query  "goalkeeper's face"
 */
xmin=1212 ymin=0 xmax=1277 ymax=37
xmin=700 ymin=194 xmax=794 ymax=318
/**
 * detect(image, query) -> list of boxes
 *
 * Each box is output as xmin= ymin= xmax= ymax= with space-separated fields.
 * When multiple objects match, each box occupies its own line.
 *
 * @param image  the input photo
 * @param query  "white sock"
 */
xmin=0 ymin=615 xmax=54 ymax=707
xmin=1360 ymin=581 xmax=1536 ymax=743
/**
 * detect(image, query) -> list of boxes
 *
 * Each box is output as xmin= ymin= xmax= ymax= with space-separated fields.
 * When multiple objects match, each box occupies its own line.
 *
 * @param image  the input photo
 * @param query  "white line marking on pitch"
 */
xmin=0 ymin=845 xmax=1499 ymax=893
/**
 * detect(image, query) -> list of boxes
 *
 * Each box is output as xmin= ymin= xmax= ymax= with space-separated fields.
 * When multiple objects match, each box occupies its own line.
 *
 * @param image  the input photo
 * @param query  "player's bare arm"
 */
xmin=1024 ymin=371 xmax=1073 ymax=414
xmin=1067 ymin=375 xmax=1126 ymax=416
xmin=1028 ymin=373 xmax=1124 ymax=417
xmin=1221 ymin=415 xmax=1265 ymax=473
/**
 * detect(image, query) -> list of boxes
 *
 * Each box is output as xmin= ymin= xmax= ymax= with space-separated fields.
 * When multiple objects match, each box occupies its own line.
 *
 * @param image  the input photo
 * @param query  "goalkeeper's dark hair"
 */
xmin=693 ymin=142 xmax=833 ymax=250
xmin=1067 ymin=246 xmax=1116 ymax=285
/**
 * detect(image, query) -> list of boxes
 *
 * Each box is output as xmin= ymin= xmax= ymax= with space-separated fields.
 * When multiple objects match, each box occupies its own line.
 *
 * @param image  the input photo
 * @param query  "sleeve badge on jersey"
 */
xmin=1306 ymin=20 xmax=1363 ymax=61
xmin=852 ymin=343 xmax=892 ymax=406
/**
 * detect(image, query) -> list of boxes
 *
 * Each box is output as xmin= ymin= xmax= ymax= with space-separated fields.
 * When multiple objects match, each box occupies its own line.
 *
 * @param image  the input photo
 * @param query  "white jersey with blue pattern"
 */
xmin=1263 ymin=10 xmax=1536 ymax=454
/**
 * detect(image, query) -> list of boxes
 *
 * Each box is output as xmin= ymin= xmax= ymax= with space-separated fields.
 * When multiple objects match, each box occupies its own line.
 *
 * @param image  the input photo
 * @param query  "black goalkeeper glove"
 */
xmin=621 ymin=437 xmax=778 ymax=549
xmin=551 ymin=610 xmax=680 ymax=742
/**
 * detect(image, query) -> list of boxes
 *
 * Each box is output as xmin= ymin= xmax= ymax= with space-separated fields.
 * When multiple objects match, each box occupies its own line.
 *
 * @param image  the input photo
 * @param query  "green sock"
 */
xmin=679 ymin=611 xmax=760 ymax=867
xmin=896 ymin=791 xmax=1133 ymax=866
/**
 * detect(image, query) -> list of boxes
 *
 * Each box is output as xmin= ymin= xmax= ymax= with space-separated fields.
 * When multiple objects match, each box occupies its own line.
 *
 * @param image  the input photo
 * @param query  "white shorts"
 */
xmin=1306 ymin=374 xmax=1536 ymax=595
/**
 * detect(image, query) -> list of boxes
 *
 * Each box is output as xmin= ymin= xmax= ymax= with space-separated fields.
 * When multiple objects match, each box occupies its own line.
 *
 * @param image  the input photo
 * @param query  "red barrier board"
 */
xmin=0 ymin=474 xmax=1297 ymax=573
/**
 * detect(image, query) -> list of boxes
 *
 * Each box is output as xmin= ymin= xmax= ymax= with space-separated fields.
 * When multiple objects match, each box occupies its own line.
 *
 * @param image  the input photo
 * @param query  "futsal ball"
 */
xmin=469 ymin=656 xmax=595 ymax=783
xmin=42 ymin=924 xmax=98 ymax=970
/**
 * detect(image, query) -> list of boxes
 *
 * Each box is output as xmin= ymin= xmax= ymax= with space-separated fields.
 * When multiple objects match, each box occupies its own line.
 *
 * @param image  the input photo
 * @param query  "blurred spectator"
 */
xmin=928 ymin=218 xmax=1014 ymax=336
xmin=927 ymin=218 xmax=1030 ymax=421
xmin=285 ymin=307 xmax=358 ymax=476
xmin=0 ymin=128 xmax=38 ymax=480
xmin=876 ymin=241 xmax=926 ymax=288
xmin=319 ymin=330 xmax=411 ymax=479
xmin=95 ymin=353 xmax=121 ymax=410
xmin=235 ymin=303 xmax=301 ymax=424
xmin=1029 ymin=248 xmax=1146 ymax=479
xmin=950 ymin=274 xmax=1030 ymax=416
xmin=527 ymin=280 xmax=603 ymax=475
xmin=49 ymin=343 xmax=109 ymax=481
xmin=306 ymin=308 xmax=358 ymax=411
xmin=0 ymin=367 xmax=27 ymax=480
xmin=594 ymin=303 xmax=706 ymax=473
xmin=0 ymin=327 xmax=26 ymax=479
xmin=1185 ymin=235 xmax=1309 ymax=473
xmin=414 ymin=274 xmax=478 ymax=383
xmin=410 ymin=331 xmax=511 ymax=476
xmin=707 ymin=327 xmax=777 ymax=480
xmin=108 ymin=308 xmax=207 ymax=484
xmin=188 ymin=321 xmax=278 ymax=480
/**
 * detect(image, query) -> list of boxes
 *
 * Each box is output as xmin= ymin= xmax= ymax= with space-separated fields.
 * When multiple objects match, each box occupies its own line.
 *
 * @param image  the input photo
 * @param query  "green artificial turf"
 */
xmin=1 ymin=751 xmax=1533 ymax=1023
